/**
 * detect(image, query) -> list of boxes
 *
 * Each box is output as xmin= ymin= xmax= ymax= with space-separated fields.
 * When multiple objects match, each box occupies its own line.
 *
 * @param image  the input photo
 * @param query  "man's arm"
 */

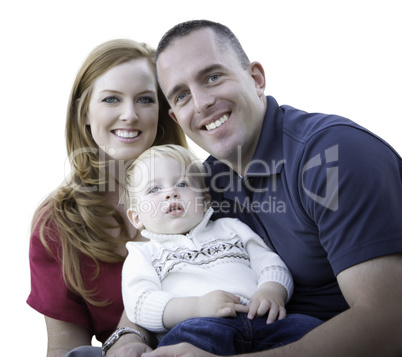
xmin=143 ymin=253 xmax=402 ymax=357
xmin=248 ymin=253 xmax=402 ymax=357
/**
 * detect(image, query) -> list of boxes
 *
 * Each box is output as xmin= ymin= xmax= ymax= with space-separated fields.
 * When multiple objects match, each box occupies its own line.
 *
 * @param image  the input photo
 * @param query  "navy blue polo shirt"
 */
xmin=205 ymin=96 xmax=402 ymax=320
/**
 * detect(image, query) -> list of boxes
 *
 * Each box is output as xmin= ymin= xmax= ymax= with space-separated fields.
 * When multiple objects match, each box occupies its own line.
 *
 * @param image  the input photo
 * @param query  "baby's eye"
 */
xmin=102 ymin=96 xmax=119 ymax=103
xmin=148 ymin=186 xmax=161 ymax=194
xmin=177 ymin=181 xmax=188 ymax=188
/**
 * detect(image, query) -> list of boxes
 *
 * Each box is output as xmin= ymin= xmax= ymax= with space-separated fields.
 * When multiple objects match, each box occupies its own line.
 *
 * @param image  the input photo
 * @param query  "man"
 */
xmin=147 ymin=20 xmax=402 ymax=356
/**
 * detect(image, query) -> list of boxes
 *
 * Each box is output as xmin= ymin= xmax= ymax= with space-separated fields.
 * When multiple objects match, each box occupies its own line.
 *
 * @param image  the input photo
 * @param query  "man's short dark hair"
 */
xmin=156 ymin=19 xmax=250 ymax=69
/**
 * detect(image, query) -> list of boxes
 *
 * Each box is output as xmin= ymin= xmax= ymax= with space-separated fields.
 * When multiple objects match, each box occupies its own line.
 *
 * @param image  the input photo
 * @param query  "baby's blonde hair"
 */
xmin=126 ymin=144 xmax=207 ymax=207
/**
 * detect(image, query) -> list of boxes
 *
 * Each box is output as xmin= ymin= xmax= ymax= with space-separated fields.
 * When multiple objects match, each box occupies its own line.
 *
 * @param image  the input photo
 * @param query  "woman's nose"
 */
xmin=119 ymin=102 xmax=138 ymax=122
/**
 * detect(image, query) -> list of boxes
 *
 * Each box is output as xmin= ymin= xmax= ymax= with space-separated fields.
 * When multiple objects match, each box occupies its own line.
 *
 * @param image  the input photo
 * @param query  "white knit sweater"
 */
xmin=122 ymin=208 xmax=293 ymax=333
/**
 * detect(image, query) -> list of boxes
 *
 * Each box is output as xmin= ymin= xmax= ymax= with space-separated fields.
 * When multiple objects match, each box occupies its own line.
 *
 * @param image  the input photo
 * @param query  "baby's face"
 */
xmin=128 ymin=156 xmax=206 ymax=234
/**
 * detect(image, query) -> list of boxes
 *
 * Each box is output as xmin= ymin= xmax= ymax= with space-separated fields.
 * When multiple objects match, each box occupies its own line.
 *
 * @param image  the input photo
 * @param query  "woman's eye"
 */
xmin=177 ymin=181 xmax=188 ymax=188
xmin=138 ymin=96 xmax=154 ymax=104
xmin=102 ymin=96 xmax=119 ymax=103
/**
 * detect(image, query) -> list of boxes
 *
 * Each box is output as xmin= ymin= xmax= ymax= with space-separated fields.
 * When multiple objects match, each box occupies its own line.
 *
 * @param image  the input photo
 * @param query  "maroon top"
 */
xmin=27 ymin=222 xmax=124 ymax=343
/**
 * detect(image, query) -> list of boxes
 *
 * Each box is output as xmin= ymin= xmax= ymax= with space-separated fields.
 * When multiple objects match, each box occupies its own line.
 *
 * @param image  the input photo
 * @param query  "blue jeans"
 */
xmin=159 ymin=313 xmax=322 ymax=355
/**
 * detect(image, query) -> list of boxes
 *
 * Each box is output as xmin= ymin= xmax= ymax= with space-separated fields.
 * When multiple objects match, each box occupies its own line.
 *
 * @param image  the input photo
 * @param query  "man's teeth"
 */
xmin=205 ymin=114 xmax=228 ymax=131
xmin=114 ymin=130 xmax=139 ymax=138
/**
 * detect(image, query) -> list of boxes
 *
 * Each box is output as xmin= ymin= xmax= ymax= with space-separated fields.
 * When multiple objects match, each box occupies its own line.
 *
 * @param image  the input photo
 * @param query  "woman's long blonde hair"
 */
xmin=33 ymin=39 xmax=186 ymax=305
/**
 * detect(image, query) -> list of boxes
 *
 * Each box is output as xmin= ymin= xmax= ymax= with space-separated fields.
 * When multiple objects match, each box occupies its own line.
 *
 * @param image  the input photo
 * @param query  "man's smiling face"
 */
xmin=157 ymin=28 xmax=267 ymax=174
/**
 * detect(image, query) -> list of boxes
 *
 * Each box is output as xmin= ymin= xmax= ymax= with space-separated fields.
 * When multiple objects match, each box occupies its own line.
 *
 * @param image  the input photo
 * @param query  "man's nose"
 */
xmin=192 ymin=87 xmax=214 ymax=113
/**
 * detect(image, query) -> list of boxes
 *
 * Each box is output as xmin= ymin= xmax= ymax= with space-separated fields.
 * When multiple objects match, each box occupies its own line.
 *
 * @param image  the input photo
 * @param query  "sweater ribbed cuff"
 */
xmin=258 ymin=267 xmax=294 ymax=303
xmin=136 ymin=291 xmax=174 ymax=333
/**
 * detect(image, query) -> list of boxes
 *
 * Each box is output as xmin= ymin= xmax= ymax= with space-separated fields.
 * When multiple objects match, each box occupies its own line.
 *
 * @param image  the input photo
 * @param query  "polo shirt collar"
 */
xmin=245 ymin=96 xmax=284 ymax=177
xmin=205 ymin=95 xmax=284 ymax=188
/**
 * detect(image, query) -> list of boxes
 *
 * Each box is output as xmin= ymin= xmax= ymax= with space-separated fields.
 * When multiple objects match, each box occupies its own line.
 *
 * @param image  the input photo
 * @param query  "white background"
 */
xmin=1 ymin=0 xmax=401 ymax=355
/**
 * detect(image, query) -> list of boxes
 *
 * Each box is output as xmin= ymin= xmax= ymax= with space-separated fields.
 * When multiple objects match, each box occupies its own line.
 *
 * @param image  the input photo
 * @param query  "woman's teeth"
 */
xmin=205 ymin=114 xmax=228 ymax=131
xmin=114 ymin=130 xmax=139 ymax=138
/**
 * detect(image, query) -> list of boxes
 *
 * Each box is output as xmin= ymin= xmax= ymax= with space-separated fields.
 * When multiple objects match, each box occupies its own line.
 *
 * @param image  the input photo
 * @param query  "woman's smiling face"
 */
xmin=86 ymin=58 xmax=159 ymax=161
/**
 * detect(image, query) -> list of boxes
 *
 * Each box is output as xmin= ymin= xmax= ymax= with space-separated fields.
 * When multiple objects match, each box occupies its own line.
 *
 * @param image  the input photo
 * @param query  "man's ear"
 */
xmin=127 ymin=208 xmax=144 ymax=230
xmin=249 ymin=61 xmax=266 ymax=97
xmin=169 ymin=108 xmax=179 ymax=124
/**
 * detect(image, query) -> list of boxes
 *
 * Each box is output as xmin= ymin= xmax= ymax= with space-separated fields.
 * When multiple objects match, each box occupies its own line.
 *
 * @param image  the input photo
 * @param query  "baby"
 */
xmin=122 ymin=144 xmax=321 ymax=355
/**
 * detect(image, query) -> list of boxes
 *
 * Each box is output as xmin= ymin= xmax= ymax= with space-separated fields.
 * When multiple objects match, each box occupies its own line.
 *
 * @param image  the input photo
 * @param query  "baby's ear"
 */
xmin=127 ymin=208 xmax=144 ymax=230
xmin=204 ymin=193 xmax=211 ymax=211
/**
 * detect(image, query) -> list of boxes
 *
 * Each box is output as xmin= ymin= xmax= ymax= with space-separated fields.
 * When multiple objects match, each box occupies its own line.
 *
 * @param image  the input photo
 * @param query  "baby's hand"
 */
xmin=198 ymin=290 xmax=249 ymax=318
xmin=247 ymin=282 xmax=287 ymax=324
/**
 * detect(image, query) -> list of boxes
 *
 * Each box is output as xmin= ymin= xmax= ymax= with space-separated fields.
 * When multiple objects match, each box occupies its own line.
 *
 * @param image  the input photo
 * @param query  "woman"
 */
xmin=27 ymin=39 xmax=186 ymax=357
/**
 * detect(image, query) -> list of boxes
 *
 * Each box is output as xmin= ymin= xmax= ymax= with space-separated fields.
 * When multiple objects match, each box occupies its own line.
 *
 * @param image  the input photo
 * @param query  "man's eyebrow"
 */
xmin=166 ymin=64 xmax=226 ymax=101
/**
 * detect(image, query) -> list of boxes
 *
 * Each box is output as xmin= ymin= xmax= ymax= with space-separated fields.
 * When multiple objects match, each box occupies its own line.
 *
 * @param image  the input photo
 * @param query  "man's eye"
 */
xmin=208 ymin=74 xmax=221 ymax=83
xmin=102 ymin=96 xmax=119 ymax=103
xmin=176 ymin=92 xmax=188 ymax=103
